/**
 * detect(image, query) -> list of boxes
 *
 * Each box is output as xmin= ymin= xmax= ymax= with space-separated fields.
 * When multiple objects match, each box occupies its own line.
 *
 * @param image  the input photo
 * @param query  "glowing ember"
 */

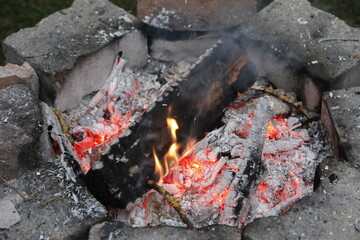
xmin=116 ymin=96 xmax=328 ymax=229
xmin=65 ymin=54 xmax=163 ymax=173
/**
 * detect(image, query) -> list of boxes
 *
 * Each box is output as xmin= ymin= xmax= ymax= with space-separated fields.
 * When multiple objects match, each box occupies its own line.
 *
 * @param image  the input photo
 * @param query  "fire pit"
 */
xmin=43 ymin=29 xmax=329 ymax=230
xmin=2 ymin=0 xmax=359 ymax=239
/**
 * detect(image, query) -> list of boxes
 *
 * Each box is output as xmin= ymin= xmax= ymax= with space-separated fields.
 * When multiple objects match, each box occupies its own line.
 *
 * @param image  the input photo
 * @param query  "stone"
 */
xmin=117 ymin=30 xmax=148 ymax=69
xmin=88 ymin=221 xmax=242 ymax=240
xmin=242 ymin=157 xmax=360 ymax=240
xmin=0 ymin=157 xmax=106 ymax=239
xmin=149 ymin=32 xmax=220 ymax=64
xmin=0 ymin=84 xmax=42 ymax=181
xmin=322 ymin=87 xmax=360 ymax=165
xmin=2 ymin=0 xmax=148 ymax=111
xmin=0 ymin=62 xmax=39 ymax=95
xmin=246 ymin=0 xmax=360 ymax=89
xmin=137 ymin=0 xmax=257 ymax=31
xmin=0 ymin=200 xmax=21 ymax=229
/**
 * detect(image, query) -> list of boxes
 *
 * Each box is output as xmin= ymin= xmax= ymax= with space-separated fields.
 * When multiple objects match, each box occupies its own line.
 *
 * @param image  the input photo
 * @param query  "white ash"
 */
xmin=27 ymin=153 xmax=107 ymax=222
xmin=115 ymin=95 xmax=330 ymax=228
xmin=61 ymin=44 xmax=221 ymax=172
xmin=62 ymin=56 xmax=168 ymax=171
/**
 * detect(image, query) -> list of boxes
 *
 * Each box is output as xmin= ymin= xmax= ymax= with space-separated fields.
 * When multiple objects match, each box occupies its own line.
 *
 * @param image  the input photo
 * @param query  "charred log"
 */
xmin=224 ymin=97 xmax=273 ymax=226
xmin=84 ymin=31 xmax=258 ymax=208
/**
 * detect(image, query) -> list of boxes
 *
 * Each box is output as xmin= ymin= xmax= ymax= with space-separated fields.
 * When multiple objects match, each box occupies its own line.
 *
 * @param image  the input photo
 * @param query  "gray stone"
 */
xmin=0 ymin=84 xmax=42 ymax=181
xmin=246 ymin=0 xmax=360 ymax=89
xmin=322 ymin=87 xmax=360 ymax=166
xmin=117 ymin=30 xmax=148 ymax=69
xmin=137 ymin=0 xmax=257 ymax=31
xmin=88 ymin=221 xmax=242 ymax=240
xmin=149 ymin=33 xmax=219 ymax=64
xmin=0 ymin=157 xmax=106 ymax=239
xmin=2 ymin=0 xmax=148 ymax=111
xmin=242 ymin=157 xmax=360 ymax=240
xmin=0 ymin=200 xmax=21 ymax=229
xmin=0 ymin=62 xmax=39 ymax=95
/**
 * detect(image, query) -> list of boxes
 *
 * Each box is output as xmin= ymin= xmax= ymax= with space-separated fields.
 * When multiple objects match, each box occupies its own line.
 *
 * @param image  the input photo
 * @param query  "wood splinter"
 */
xmin=147 ymin=180 xmax=194 ymax=229
xmin=1 ymin=177 xmax=37 ymax=201
xmin=250 ymin=85 xmax=314 ymax=119
xmin=52 ymin=108 xmax=74 ymax=144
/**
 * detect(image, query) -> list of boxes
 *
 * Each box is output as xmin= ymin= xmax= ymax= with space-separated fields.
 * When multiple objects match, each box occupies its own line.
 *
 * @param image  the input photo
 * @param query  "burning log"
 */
xmin=114 ymin=93 xmax=327 ymax=229
xmin=83 ymin=31 xmax=258 ymax=208
xmin=223 ymin=96 xmax=273 ymax=226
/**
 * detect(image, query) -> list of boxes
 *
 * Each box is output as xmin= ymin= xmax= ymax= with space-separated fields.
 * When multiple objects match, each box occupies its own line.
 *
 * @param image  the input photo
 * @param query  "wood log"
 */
xmin=222 ymin=97 xmax=273 ymax=226
xmin=84 ymin=30 xmax=258 ymax=208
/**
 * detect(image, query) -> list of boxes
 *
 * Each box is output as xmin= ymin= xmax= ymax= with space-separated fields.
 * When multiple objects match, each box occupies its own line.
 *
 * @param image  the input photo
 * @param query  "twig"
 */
xmin=251 ymin=86 xmax=313 ymax=119
xmin=147 ymin=180 xmax=194 ymax=229
xmin=202 ymin=17 xmax=209 ymax=23
xmin=1 ymin=177 xmax=34 ymax=201
xmin=45 ymin=179 xmax=61 ymax=190
xmin=317 ymin=38 xmax=359 ymax=43
xmin=38 ymin=195 xmax=62 ymax=206
xmin=52 ymin=108 xmax=74 ymax=144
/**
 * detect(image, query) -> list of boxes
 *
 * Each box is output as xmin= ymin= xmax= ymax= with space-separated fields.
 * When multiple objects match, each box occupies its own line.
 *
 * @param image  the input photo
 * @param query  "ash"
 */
xmin=62 ymin=56 xmax=183 ymax=173
xmin=115 ymin=95 xmax=330 ymax=228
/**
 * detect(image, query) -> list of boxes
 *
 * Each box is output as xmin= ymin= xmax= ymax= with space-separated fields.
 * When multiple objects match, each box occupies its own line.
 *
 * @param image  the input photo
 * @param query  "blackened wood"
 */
xmin=223 ymin=97 xmax=273 ymax=226
xmin=84 ymin=30 xmax=258 ymax=208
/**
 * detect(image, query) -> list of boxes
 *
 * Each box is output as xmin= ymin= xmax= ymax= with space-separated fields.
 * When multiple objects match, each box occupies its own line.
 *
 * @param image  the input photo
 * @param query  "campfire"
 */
xmin=44 ymin=29 xmax=330 ymax=230
xmin=114 ymin=94 xmax=324 ymax=228
xmin=4 ymin=0 xmax=360 ymax=237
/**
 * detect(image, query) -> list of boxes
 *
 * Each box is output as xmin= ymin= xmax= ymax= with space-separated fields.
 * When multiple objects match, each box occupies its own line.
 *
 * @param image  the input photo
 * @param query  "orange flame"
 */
xmin=164 ymin=142 xmax=180 ymax=170
xmin=153 ymin=148 xmax=164 ymax=179
xmin=167 ymin=118 xmax=179 ymax=142
xmin=153 ymin=117 xmax=181 ymax=180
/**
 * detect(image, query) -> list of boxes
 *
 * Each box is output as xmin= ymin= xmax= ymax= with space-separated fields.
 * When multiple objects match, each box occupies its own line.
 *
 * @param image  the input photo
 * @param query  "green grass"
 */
xmin=310 ymin=0 xmax=360 ymax=27
xmin=0 ymin=0 xmax=359 ymax=66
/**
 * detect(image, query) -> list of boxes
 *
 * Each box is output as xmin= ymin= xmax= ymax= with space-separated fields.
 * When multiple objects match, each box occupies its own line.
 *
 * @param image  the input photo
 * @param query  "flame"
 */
xmin=167 ymin=118 xmax=179 ymax=142
xmin=164 ymin=143 xmax=180 ymax=170
xmin=153 ymin=149 xmax=164 ymax=179
xmin=153 ymin=117 xmax=181 ymax=179
xmin=164 ymin=118 xmax=181 ymax=169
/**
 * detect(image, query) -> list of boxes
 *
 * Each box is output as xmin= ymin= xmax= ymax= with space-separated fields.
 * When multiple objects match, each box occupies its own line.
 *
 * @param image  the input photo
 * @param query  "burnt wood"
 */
xmin=84 ymin=30 xmax=258 ymax=208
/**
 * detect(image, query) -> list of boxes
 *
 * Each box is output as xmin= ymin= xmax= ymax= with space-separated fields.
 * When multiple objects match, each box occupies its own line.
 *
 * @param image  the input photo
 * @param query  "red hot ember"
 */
xmin=65 ymin=53 xmax=165 ymax=173
xmin=114 ymin=96 xmax=325 ymax=228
